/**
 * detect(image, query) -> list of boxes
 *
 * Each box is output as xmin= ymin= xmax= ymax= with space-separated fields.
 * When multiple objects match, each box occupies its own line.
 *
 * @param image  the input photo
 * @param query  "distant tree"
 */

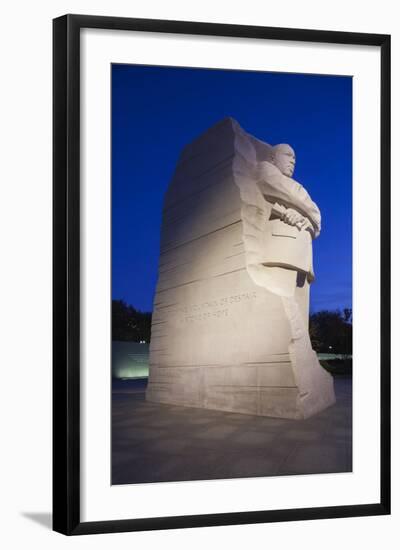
xmin=309 ymin=317 xmax=322 ymax=352
xmin=112 ymin=299 xmax=152 ymax=342
xmin=343 ymin=308 xmax=353 ymax=324
xmin=309 ymin=309 xmax=352 ymax=355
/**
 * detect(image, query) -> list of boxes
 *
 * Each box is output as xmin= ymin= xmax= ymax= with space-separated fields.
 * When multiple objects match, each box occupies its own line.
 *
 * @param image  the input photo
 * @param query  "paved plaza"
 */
xmin=112 ymin=376 xmax=352 ymax=485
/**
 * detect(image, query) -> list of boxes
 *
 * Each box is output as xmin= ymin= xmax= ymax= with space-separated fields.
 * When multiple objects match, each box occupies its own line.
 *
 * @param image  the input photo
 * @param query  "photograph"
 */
xmin=111 ymin=64 xmax=353 ymax=485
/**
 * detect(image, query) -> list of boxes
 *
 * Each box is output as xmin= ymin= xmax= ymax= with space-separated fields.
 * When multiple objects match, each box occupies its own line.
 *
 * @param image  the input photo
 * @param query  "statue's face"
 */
xmin=272 ymin=144 xmax=296 ymax=177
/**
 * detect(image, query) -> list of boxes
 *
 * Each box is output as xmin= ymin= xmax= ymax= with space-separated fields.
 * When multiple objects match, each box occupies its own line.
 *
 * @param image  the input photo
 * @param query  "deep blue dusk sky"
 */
xmin=112 ymin=64 xmax=352 ymax=313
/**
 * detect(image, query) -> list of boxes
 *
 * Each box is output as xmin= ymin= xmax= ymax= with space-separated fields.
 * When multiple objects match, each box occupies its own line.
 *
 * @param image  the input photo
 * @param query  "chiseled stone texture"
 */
xmin=146 ymin=117 xmax=335 ymax=419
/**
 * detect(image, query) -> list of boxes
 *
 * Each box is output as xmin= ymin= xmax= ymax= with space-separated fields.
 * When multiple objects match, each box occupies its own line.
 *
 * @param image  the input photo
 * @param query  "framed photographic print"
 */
xmin=53 ymin=14 xmax=390 ymax=535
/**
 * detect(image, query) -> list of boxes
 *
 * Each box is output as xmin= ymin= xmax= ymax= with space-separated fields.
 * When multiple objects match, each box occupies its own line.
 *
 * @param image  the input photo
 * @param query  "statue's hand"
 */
xmin=271 ymin=203 xmax=315 ymax=235
xmin=283 ymin=208 xmax=304 ymax=227
xmin=297 ymin=217 xmax=313 ymax=231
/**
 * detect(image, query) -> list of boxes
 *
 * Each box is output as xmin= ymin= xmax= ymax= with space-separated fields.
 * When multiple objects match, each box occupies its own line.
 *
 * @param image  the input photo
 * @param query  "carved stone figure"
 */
xmin=146 ymin=117 xmax=335 ymax=419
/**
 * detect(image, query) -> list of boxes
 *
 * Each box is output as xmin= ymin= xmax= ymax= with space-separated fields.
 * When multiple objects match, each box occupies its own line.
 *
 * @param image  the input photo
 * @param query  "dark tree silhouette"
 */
xmin=309 ymin=308 xmax=352 ymax=355
xmin=112 ymin=299 xmax=152 ymax=342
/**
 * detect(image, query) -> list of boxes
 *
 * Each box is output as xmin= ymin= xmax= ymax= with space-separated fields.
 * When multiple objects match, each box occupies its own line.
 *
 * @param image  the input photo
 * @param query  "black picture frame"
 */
xmin=53 ymin=14 xmax=391 ymax=535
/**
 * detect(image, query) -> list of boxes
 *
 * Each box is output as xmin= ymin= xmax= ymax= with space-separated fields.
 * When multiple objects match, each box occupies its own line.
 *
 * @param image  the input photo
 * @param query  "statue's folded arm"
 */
xmin=256 ymin=161 xmax=321 ymax=237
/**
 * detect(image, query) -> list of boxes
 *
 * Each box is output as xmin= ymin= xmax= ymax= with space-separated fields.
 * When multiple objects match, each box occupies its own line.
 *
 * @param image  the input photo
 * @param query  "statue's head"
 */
xmin=271 ymin=144 xmax=296 ymax=177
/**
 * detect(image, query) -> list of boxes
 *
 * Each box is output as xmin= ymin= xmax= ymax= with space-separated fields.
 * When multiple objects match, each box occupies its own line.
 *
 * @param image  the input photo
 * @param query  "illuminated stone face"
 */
xmin=271 ymin=143 xmax=296 ymax=177
xmin=146 ymin=118 xmax=335 ymax=419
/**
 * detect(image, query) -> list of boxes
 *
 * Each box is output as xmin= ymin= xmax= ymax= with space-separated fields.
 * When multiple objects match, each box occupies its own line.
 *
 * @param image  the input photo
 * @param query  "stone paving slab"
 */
xmin=112 ymin=376 xmax=352 ymax=485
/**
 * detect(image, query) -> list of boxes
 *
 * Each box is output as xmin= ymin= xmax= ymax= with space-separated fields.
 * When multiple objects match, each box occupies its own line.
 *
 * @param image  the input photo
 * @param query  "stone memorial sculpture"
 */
xmin=146 ymin=117 xmax=335 ymax=419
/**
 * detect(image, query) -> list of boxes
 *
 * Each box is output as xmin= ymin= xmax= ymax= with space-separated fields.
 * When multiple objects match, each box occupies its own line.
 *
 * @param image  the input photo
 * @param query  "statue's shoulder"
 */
xmin=257 ymin=160 xmax=282 ymax=178
xmin=259 ymin=161 xmax=304 ymax=190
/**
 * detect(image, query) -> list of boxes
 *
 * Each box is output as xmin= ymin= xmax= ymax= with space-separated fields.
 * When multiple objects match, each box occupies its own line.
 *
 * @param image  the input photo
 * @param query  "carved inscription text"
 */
xmin=178 ymin=291 xmax=257 ymax=323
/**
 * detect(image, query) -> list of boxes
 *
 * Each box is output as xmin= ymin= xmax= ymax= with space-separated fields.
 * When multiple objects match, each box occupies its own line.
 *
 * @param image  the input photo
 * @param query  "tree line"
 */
xmin=112 ymin=300 xmax=152 ymax=343
xmin=309 ymin=308 xmax=352 ymax=355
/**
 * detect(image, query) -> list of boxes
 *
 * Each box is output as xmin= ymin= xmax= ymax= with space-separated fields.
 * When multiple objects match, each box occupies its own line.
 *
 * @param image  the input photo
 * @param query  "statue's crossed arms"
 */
xmin=256 ymin=144 xmax=321 ymax=239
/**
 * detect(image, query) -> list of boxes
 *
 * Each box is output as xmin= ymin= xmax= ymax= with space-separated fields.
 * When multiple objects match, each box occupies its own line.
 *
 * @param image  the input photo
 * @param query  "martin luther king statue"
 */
xmin=146 ymin=118 xmax=335 ymax=419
